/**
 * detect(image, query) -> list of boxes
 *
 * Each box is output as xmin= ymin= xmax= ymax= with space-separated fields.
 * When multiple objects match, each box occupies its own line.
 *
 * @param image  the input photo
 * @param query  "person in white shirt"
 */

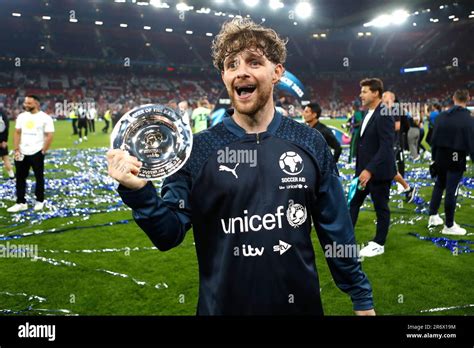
xmin=7 ymin=95 xmax=54 ymax=213
xmin=87 ymin=106 xmax=97 ymax=133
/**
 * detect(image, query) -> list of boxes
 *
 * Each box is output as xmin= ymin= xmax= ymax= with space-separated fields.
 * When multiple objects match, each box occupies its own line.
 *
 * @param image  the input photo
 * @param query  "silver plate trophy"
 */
xmin=111 ymin=104 xmax=193 ymax=180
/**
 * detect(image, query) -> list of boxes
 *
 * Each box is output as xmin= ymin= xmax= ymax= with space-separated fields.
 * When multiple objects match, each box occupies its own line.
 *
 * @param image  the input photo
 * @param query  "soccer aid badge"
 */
xmin=111 ymin=104 xmax=193 ymax=180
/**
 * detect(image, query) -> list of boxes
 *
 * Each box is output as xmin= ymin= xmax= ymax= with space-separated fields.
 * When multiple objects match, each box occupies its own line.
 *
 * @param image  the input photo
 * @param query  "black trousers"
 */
xmin=102 ymin=120 xmax=110 ymax=133
xmin=72 ymin=119 xmax=78 ymax=135
xmin=88 ymin=119 xmax=95 ymax=133
xmin=15 ymin=151 xmax=45 ymax=204
xmin=394 ymin=146 xmax=405 ymax=177
xmin=350 ymin=179 xmax=391 ymax=245
xmin=78 ymin=119 xmax=88 ymax=138
xmin=428 ymin=170 xmax=463 ymax=227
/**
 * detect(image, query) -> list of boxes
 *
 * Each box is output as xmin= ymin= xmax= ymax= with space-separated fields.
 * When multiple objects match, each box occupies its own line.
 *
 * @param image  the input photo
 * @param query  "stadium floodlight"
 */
xmin=244 ymin=0 xmax=259 ymax=7
xmin=357 ymin=32 xmax=364 ymax=37
xmin=120 ymin=23 xmax=128 ymax=28
xmin=295 ymin=1 xmax=312 ymax=19
xmin=150 ymin=0 xmax=169 ymax=8
xmin=401 ymin=66 xmax=428 ymax=73
xmin=391 ymin=9 xmax=409 ymax=25
xmin=144 ymin=25 xmax=151 ymax=30
xmin=95 ymin=21 xmax=103 ymax=25
xmin=137 ymin=1 xmax=149 ymax=5
xmin=176 ymin=2 xmax=193 ymax=11
xmin=371 ymin=14 xmax=391 ymax=27
xmin=40 ymin=45 xmax=45 ymax=50
xmin=145 ymin=42 xmax=151 ymax=46
xmin=185 ymin=30 xmax=193 ymax=34
xmin=320 ymin=33 xmax=326 ymax=38
xmin=42 ymin=16 xmax=51 ymax=20
xmin=412 ymin=22 xmax=417 ymax=26
xmin=448 ymin=15 xmax=455 ymax=19
xmin=269 ymin=0 xmax=284 ymax=10
xmin=206 ymin=32 xmax=213 ymax=36
xmin=312 ymin=34 xmax=319 ymax=38
xmin=12 ymin=12 xmax=21 ymax=17
xmin=196 ymin=7 xmax=211 ymax=14
xmin=453 ymin=17 xmax=459 ymax=21
xmin=470 ymin=14 xmax=474 ymax=19
xmin=165 ymin=28 xmax=173 ymax=32
xmin=365 ymin=32 xmax=371 ymax=36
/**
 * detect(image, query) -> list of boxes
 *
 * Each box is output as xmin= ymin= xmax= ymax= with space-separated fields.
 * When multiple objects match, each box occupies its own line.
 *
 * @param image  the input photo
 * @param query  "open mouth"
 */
xmin=235 ymin=84 xmax=256 ymax=97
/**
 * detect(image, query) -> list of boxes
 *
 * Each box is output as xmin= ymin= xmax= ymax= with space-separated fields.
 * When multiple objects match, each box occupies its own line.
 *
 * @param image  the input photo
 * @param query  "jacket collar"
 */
xmin=223 ymin=108 xmax=283 ymax=138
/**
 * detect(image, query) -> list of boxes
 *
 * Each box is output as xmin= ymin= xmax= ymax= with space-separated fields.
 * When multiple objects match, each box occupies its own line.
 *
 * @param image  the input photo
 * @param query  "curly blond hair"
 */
xmin=211 ymin=18 xmax=287 ymax=71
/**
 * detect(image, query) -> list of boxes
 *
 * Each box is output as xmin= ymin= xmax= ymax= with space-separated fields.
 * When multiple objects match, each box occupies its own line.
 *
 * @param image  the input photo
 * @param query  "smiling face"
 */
xmin=221 ymin=49 xmax=283 ymax=117
xmin=23 ymin=97 xmax=39 ymax=113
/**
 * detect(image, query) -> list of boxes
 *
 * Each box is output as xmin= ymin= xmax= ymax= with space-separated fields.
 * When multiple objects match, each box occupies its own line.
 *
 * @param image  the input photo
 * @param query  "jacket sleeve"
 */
xmin=365 ymin=113 xmax=395 ymax=177
xmin=324 ymin=128 xmax=342 ymax=163
xmin=311 ymin=142 xmax=374 ymax=311
xmin=118 ymin=169 xmax=192 ymax=251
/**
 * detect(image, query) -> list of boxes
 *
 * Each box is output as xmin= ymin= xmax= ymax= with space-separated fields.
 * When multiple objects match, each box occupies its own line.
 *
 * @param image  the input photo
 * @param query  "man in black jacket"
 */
xmin=428 ymin=89 xmax=474 ymax=235
xmin=303 ymin=102 xmax=342 ymax=162
xmin=0 ymin=108 xmax=15 ymax=179
xmin=349 ymin=78 xmax=396 ymax=257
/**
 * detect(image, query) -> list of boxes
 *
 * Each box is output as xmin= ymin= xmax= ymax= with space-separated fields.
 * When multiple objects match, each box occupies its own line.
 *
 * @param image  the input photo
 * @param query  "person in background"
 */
xmin=178 ymin=100 xmax=193 ymax=123
xmin=428 ymin=89 xmax=474 ymax=235
xmin=350 ymin=78 xmax=396 ymax=257
xmin=103 ymin=108 xmax=112 ymax=133
xmin=382 ymin=91 xmax=415 ymax=202
xmin=407 ymin=111 xmax=421 ymax=161
xmin=417 ymin=112 xmax=426 ymax=157
xmin=87 ymin=105 xmax=97 ymax=133
xmin=302 ymin=102 xmax=341 ymax=162
xmin=69 ymin=108 xmax=78 ymax=135
xmin=7 ymin=95 xmax=54 ymax=213
xmin=191 ymin=98 xmax=211 ymax=134
xmin=426 ymin=103 xmax=441 ymax=146
xmin=77 ymin=104 xmax=88 ymax=143
xmin=0 ymin=107 xmax=15 ymax=179
xmin=345 ymin=101 xmax=363 ymax=163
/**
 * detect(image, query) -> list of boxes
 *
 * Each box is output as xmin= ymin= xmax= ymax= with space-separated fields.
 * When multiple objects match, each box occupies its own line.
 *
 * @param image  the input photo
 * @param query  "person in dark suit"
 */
xmin=427 ymin=89 xmax=474 ymax=235
xmin=302 ymin=102 xmax=342 ymax=162
xmin=349 ymin=78 xmax=396 ymax=257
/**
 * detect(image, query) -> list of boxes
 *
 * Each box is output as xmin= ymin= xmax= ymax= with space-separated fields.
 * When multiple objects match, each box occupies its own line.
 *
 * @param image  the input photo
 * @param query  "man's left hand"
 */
xmin=0 ymin=141 xmax=6 ymax=149
xmin=355 ymin=309 xmax=376 ymax=316
xmin=358 ymin=169 xmax=372 ymax=188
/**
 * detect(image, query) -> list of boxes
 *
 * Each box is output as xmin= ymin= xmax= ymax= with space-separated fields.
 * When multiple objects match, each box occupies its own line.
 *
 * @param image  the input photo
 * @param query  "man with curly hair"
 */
xmin=107 ymin=19 xmax=374 ymax=316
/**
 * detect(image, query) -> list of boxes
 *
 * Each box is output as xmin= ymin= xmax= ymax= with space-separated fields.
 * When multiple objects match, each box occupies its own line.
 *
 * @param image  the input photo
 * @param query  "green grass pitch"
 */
xmin=0 ymin=118 xmax=472 ymax=315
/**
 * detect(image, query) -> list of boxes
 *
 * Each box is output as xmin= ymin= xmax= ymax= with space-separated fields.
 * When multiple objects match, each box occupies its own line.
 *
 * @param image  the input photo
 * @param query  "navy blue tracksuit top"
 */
xmin=118 ymin=110 xmax=373 ymax=315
